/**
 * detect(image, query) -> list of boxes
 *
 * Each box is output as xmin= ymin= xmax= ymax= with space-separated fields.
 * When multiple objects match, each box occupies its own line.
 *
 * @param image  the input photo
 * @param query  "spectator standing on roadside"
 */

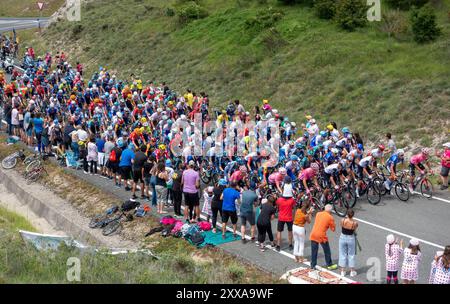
xmin=131 ymin=145 xmax=147 ymax=199
xmin=256 ymin=196 xmax=277 ymax=252
xmin=33 ymin=112 xmax=44 ymax=154
xmin=119 ymin=144 xmax=134 ymax=191
xmin=429 ymin=246 xmax=450 ymax=284
xmin=275 ymin=177 xmax=296 ymax=252
xmin=181 ymin=160 xmax=200 ymax=222
xmin=171 ymin=163 xmax=184 ymax=217
xmin=202 ymin=186 xmax=214 ymax=222
xmin=437 ymin=143 xmax=450 ymax=190
xmin=401 ymin=238 xmax=422 ymax=284
xmin=385 ymin=234 xmax=403 ymax=284
xmin=221 ymin=181 xmax=241 ymax=239
xmin=103 ymin=136 xmax=115 ymax=179
xmin=155 ymin=161 xmax=169 ymax=214
xmin=309 ymin=204 xmax=338 ymax=271
xmin=293 ymin=201 xmax=312 ymax=263
xmin=338 ymin=209 xmax=358 ymax=277
xmin=96 ymin=134 xmax=106 ymax=176
xmin=386 ymin=133 xmax=396 ymax=155
xmin=87 ymin=136 xmax=98 ymax=175
xmin=240 ymin=184 xmax=258 ymax=244
xmin=144 ymin=156 xmax=156 ymax=202
xmin=211 ymin=179 xmax=226 ymax=233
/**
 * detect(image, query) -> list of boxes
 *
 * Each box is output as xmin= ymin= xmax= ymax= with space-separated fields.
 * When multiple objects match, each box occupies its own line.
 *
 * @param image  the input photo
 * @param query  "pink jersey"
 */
xmin=401 ymin=248 xmax=422 ymax=281
xmin=299 ymin=168 xmax=316 ymax=181
xmin=410 ymin=153 xmax=428 ymax=165
xmin=268 ymin=172 xmax=284 ymax=184
xmin=230 ymin=170 xmax=244 ymax=182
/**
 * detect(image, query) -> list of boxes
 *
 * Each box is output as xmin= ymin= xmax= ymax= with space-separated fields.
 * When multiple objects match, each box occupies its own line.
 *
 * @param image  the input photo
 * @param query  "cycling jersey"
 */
xmin=230 ymin=170 xmax=244 ymax=182
xmin=299 ymin=168 xmax=316 ymax=181
xmin=324 ymin=163 xmax=340 ymax=175
xmin=410 ymin=153 xmax=428 ymax=165
xmin=386 ymin=154 xmax=404 ymax=168
xmin=268 ymin=172 xmax=284 ymax=184
xmin=370 ymin=148 xmax=383 ymax=159
xmin=359 ymin=156 xmax=373 ymax=168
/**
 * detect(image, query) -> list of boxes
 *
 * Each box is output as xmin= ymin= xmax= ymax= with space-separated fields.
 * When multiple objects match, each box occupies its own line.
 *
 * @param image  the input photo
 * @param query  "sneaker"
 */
xmin=255 ymin=241 xmax=260 ymax=246
xmin=260 ymin=245 xmax=266 ymax=252
xmin=276 ymin=246 xmax=281 ymax=252
xmin=327 ymin=264 xmax=338 ymax=270
xmin=355 ymin=189 xmax=360 ymax=198
xmin=384 ymin=181 xmax=391 ymax=191
xmin=132 ymin=194 xmax=137 ymax=199
xmin=340 ymin=270 xmax=346 ymax=277
xmin=440 ymin=185 xmax=448 ymax=190
xmin=350 ymin=270 xmax=357 ymax=277
xmin=83 ymin=171 xmax=89 ymax=175
xmin=125 ymin=186 xmax=131 ymax=191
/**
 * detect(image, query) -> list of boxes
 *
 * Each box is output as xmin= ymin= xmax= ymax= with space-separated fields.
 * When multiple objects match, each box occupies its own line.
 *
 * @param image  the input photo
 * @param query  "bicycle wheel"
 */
xmin=102 ymin=220 xmax=122 ymax=236
xmin=366 ymin=183 xmax=381 ymax=205
xmin=212 ymin=173 xmax=220 ymax=185
xmin=333 ymin=195 xmax=348 ymax=217
xmin=2 ymin=156 xmax=17 ymax=169
xmin=89 ymin=214 xmax=107 ymax=229
xmin=420 ymin=179 xmax=433 ymax=199
xmin=23 ymin=155 xmax=36 ymax=166
xmin=311 ymin=196 xmax=324 ymax=217
xmin=26 ymin=160 xmax=41 ymax=173
xmin=394 ymin=183 xmax=410 ymax=202
xmin=343 ymin=186 xmax=357 ymax=208
xmin=26 ymin=170 xmax=41 ymax=184
xmin=373 ymin=177 xmax=387 ymax=196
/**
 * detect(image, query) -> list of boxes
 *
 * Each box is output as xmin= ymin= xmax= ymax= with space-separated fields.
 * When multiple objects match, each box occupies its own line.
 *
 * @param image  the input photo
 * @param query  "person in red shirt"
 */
xmin=438 ymin=143 xmax=450 ymax=190
xmin=275 ymin=177 xmax=297 ymax=252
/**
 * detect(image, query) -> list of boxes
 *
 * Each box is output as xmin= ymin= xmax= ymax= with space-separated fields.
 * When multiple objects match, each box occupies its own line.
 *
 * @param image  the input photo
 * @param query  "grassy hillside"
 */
xmin=22 ymin=0 xmax=450 ymax=146
xmin=0 ymin=0 xmax=64 ymax=17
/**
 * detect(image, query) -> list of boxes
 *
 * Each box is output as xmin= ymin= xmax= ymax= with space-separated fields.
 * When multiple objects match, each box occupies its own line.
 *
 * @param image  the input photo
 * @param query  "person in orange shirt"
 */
xmin=309 ymin=204 xmax=338 ymax=270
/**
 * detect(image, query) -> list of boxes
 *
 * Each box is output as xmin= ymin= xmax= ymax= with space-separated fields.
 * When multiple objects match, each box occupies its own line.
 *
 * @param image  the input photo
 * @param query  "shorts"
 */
xmin=277 ymin=221 xmax=293 ymax=232
xmin=132 ymin=169 xmax=144 ymax=183
xmin=409 ymin=163 xmax=425 ymax=177
xmin=120 ymin=166 xmax=132 ymax=180
xmin=144 ymin=176 xmax=151 ymax=186
xmin=357 ymin=165 xmax=371 ymax=179
xmin=184 ymin=192 xmax=199 ymax=207
xmin=222 ymin=210 xmax=238 ymax=224
xmin=110 ymin=162 xmax=119 ymax=174
xmin=241 ymin=213 xmax=255 ymax=226
xmin=440 ymin=166 xmax=449 ymax=178
xmin=98 ymin=153 xmax=105 ymax=166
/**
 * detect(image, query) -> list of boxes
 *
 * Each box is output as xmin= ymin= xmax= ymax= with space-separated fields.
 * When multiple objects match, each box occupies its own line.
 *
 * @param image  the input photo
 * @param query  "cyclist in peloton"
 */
xmin=356 ymin=155 xmax=374 ymax=198
xmin=408 ymin=148 xmax=433 ymax=193
xmin=298 ymin=162 xmax=321 ymax=196
xmin=384 ymin=149 xmax=405 ymax=192
xmin=268 ymin=167 xmax=287 ymax=194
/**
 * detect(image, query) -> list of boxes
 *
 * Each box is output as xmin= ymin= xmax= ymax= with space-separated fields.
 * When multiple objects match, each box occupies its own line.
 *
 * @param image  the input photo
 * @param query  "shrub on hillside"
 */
xmin=176 ymin=1 xmax=208 ymax=25
xmin=278 ymin=0 xmax=314 ymax=6
xmin=410 ymin=4 xmax=441 ymax=43
xmin=379 ymin=9 xmax=409 ymax=39
xmin=245 ymin=7 xmax=284 ymax=31
xmin=314 ymin=0 xmax=336 ymax=19
xmin=335 ymin=0 xmax=367 ymax=31
xmin=386 ymin=0 xmax=429 ymax=10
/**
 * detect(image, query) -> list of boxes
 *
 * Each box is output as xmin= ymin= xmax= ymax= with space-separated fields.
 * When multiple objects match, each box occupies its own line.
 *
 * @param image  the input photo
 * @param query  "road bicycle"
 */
xmin=102 ymin=211 xmax=134 ymax=236
xmin=24 ymin=165 xmax=48 ymax=184
xmin=328 ymin=184 xmax=356 ymax=217
xmin=89 ymin=206 xmax=119 ymax=229
xmin=353 ymin=177 xmax=381 ymax=205
xmin=401 ymin=171 xmax=434 ymax=199
xmin=296 ymin=187 xmax=324 ymax=217
xmin=1 ymin=149 xmax=25 ymax=169
xmin=200 ymin=161 xmax=221 ymax=185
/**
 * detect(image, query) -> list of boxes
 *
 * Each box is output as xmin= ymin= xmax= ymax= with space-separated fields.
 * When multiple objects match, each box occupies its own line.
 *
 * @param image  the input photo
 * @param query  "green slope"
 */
xmin=25 ymin=0 xmax=450 ymax=145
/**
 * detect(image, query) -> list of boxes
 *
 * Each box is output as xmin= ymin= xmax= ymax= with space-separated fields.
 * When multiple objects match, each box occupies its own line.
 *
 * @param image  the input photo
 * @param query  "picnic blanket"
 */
xmin=198 ymin=230 xmax=241 ymax=248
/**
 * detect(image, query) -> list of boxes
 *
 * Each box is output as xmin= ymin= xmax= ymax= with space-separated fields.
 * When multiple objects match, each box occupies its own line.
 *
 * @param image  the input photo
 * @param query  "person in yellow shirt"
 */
xmin=216 ymin=110 xmax=228 ymax=128
xmin=184 ymin=89 xmax=194 ymax=110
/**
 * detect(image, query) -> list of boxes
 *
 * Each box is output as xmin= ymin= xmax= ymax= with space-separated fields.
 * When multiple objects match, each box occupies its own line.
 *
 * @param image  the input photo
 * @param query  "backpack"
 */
xmin=180 ymin=223 xmax=190 ymax=237
xmin=109 ymin=149 xmax=117 ymax=162
xmin=197 ymin=221 xmax=212 ymax=231
xmin=184 ymin=224 xmax=200 ymax=239
xmin=121 ymin=200 xmax=140 ymax=212
xmin=160 ymin=215 xmax=176 ymax=226
xmin=187 ymin=232 xmax=205 ymax=247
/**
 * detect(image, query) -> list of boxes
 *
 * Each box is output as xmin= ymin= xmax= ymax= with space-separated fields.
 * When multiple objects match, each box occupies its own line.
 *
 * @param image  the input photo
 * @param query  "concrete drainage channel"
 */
xmin=0 ymin=167 xmax=134 ymax=249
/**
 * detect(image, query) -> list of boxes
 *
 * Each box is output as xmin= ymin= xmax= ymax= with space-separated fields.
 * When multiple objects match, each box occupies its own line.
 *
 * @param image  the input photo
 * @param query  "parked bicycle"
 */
xmin=102 ymin=211 xmax=134 ymax=236
xmin=24 ymin=164 xmax=48 ymax=184
xmin=1 ymin=150 xmax=25 ymax=169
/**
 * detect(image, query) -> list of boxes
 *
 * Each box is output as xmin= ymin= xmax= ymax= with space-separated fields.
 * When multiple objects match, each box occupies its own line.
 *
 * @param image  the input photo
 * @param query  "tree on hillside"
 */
xmin=386 ymin=0 xmax=429 ymax=10
xmin=313 ymin=0 xmax=336 ymax=19
xmin=410 ymin=4 xmax=441 ymax=43
xmin=335 ymin=0 xmax=367 ymax=31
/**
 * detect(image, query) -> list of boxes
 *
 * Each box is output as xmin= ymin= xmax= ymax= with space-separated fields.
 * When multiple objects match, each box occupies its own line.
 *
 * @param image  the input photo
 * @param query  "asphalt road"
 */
xmin=2 ymin=61 xmax=449 ymax=284
xmin=0 ymin=17 xmax=50 ymax=33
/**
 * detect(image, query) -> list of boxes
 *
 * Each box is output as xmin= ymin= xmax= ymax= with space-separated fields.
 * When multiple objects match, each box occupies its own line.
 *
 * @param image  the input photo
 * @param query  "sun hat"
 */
xmin=386 ymin=234 xmax=395 ymax=244
xmin=410 ymin=238 xmax=419 ymax=246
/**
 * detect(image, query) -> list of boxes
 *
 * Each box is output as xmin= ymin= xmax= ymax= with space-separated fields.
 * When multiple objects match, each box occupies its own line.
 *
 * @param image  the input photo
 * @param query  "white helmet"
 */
xmin=331 ymin=148 xmax=339 ymax=154
xmin=116 ymin=112 xmax=123 ymax=118
xmin=397 ymin=149 xmax=405 ymax=156
xmin=272 ymin=109 xmax=278 ymax=114
xmin=266 ymin=113 xmax=272 ymax=119
xmin=291 ymin=122 xmax=296 ymax=127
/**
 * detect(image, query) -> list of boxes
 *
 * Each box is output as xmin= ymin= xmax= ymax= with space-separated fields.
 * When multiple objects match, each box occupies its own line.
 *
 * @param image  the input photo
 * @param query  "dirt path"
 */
xmin=0 ymin=183 xmax=65 ymax=235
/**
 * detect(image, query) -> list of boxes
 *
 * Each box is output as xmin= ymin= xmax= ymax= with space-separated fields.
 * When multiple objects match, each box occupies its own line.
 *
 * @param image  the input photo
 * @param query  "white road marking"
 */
xmin=412 ymin=191 xmax=450 ymax=204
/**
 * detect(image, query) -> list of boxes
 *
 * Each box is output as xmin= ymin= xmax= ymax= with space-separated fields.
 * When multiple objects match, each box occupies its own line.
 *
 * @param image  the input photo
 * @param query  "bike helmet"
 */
xmin=357 ymin=143 xmax=364 ymax=151
xmin=290 ymin=155 xmax=299 ymax=162
xmin=421 ymin=148 xmax=430 ymax=155
xmin=378 ymin=144 xmax=385 ymax=151
xmin=279 ymin=168 xmax=287 ymax=175
xmin=239 ymin=165 xmax=247 ymax=173
xmin=158 ymin=144 xmax=166 ymax=151
xmin=310 ymin=162 xmax=319 ymax=172
xmin=165 ymin=159 xmax=172 ymax=167
xmin=291 ymin=122 xmax=296 ymax=127
xmin=320 ymin=131 xmax=327 ymax=138
xmin=397 ymin=149 xmax=405 ymax=156
xmin=341 ymin=127 xmax=350 ymax=134
xmin=331 ymin=148 xmax=339 ymax=154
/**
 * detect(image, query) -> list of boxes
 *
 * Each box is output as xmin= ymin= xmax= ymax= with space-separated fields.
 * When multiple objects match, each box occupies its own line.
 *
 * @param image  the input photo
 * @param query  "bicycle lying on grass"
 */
xmin=23 ymin=163 xmax=48 ymax=184
xmin=1 ymin=150 xmax=25 ymax=169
